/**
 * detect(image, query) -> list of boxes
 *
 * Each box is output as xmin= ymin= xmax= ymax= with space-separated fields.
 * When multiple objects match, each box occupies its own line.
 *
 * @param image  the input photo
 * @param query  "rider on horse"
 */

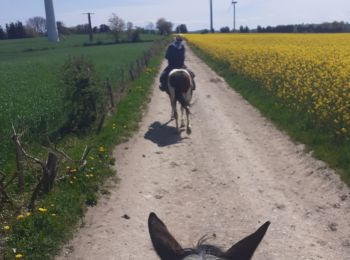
xmin=159 ymin=36 xmax=196 ymax=92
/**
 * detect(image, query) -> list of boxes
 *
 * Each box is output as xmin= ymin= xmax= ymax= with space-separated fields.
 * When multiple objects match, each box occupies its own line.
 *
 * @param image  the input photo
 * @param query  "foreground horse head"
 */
xmin=168 ymin=69 xmax=193 ymax=134
xmin=148 ymin=213 xmax=270 ymax=260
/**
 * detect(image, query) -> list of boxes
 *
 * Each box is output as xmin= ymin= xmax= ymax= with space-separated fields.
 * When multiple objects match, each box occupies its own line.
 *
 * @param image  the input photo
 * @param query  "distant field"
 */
xmin=186 ymin=33 xmax=350 ymax=140
xmin=0 ymin=33 xmax=162 ymax=166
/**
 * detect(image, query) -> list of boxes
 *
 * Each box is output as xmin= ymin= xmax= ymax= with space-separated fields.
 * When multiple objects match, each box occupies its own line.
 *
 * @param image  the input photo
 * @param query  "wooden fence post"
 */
xmin=106 ymin=78 xmax=114 ymax=108
xmin=42 ymin=152 xmax=58 ymax=194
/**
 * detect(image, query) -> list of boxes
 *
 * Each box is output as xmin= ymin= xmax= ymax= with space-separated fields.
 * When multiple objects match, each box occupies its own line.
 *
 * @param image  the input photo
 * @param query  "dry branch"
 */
xmin=46 ymin=137 xmax=74 ymax=162
xmin=11 ymin=124 xmax=24 ymax=192
xmin=0 ymin=170 xmax=14 ymax=206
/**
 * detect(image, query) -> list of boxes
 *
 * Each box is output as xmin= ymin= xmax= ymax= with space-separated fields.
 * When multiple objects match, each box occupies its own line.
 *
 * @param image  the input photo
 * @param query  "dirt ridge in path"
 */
xmin=57 ymin=46 xmax=350 ymax=260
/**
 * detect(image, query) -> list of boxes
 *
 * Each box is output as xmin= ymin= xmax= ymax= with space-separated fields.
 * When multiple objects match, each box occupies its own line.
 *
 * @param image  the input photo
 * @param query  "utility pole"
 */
xmin=83 ymin=12 xmax=94 ymax=41
xmin=232 ymin=1 xmax=237 ymax=32
xmin=210 ymin=0 xmax=214 ymax=32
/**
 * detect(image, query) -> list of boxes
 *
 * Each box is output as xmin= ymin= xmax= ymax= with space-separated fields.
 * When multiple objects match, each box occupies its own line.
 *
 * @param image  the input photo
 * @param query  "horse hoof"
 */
xmin=180 ymin=123 xmax=185 ymax=128
xmin=186 ymin=127 xmax=192 ymax=135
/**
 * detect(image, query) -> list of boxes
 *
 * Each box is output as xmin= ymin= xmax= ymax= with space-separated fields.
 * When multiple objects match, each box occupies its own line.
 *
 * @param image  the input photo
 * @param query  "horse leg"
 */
xmin=168 ymin=92 xmax=175 ymax=120
xmin=180 ymin=106 xmax=185 ymax=128
xmin=169 ymin=95 xmax=179 ymax=133
xmin=186 ymin=107 xmax=191 ymax=134
xmin=173 ymin=102 xmax=179 ymax=132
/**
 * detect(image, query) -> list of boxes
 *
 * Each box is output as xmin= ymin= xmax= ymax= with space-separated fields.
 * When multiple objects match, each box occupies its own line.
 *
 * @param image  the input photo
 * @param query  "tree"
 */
xmin=145 ymin=22 xmax=155 ymax=33
xmin=126 ymin=22 xmax=133 ymax=31
xmin=239 ymin=26 xmax=250 ymax=33
xmin=0 ymin=26 xmax=6 ymax=40
xmin=125 ymin=22 xmax=140 ymax=42
xmin=72 ymin=24 xmax=90 ymax=34
xmin=99 ymin=24 xmax=110 ymax=33
xmin=220 ymin=26 xmax=230 ymax=33
xmin=156 ymin=18 xmax=173 ymax=35
xmin=56 ymin=21 xmax=70 ymax=35
xmin=176 ymin=24 xmax=188 ymax=33
xmin=6 ymin=21 xmax=26 ymax=39
xmin=109 ymin=13 xmax=125 ymax=42
xmin=26 ymin=16 xmax=46 ymax=35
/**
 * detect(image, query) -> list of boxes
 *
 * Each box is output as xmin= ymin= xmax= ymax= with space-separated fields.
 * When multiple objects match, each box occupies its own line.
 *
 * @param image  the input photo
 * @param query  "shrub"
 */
xmin=61 ymin=56 xmax=105 ymax=133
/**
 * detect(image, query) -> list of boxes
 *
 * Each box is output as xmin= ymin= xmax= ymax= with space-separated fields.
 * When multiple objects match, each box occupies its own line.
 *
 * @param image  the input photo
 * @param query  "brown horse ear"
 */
xmin=222 ymin=221 xmax=270 ymax=260
xmin=148 ymin=212 xmax=184 ymax=260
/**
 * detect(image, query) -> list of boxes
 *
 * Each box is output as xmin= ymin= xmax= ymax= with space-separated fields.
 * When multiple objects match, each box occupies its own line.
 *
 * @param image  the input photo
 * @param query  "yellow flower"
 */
xmin=16 ymin=214 xmax=25 ymax=220
xmin=3 ymin=225 xmax=10 ymax=231
xmin=26 ymin=212 xmax=31 ymax=217
xmin=15 ymin=253 xmax=24 ymax=259
xmin=38 ymin=207 xmax=48 ymax=213
xmin=99 ymin=146 xmax=105 ymax=152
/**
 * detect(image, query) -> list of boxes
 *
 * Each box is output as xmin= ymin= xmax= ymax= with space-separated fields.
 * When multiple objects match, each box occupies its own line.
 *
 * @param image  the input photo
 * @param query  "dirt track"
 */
xmin=57 ymin=46 xmax=350 ymax=260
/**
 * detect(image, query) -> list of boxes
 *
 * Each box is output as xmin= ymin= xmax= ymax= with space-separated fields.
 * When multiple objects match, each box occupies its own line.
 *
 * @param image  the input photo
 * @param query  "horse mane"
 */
xmin=180 ymin=236 xmax=226 ymax=260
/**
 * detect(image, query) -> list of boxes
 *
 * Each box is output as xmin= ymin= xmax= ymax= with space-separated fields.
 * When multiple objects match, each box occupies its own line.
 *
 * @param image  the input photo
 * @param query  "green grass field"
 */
xmin=0 ymin=33 xmax=168 ymax=259
xmin=0 ymin=33 xmax=162 ymax=166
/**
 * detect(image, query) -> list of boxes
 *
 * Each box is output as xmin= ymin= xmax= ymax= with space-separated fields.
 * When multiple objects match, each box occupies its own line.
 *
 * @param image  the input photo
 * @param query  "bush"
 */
xmin=129 ymin=29 xmax=141 ymax=42
xmin=61 ymin=56 xmax=105 ymax=133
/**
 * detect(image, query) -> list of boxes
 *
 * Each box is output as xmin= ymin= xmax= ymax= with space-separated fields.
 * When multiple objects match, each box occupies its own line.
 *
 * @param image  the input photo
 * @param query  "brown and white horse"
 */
xmin=148 ymin=212 xmax=270 ymax=260
xmin=168 ymin=68 xmax=193 ymax=134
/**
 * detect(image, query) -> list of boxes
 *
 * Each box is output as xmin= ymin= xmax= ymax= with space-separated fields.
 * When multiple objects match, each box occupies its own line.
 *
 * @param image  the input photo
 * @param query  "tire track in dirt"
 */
xmin=57 ymin=46 xmax=350 ymax=260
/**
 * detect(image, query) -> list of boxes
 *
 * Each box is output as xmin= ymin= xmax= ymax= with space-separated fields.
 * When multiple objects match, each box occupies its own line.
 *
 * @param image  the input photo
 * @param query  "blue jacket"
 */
xmin=165 ymin=41 xmax=185 ymax=68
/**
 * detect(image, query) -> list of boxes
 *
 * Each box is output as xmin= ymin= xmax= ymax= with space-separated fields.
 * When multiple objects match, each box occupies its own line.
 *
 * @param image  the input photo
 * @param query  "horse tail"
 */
xmin=168 ymin=69 xmax=192 ymax=112
xmin=176 ymin=87 xmax=190 ymax=110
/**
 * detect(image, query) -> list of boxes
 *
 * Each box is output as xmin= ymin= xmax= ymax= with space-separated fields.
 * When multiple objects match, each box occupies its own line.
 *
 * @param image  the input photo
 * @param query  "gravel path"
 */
xmin=57 ymin=46 xmax=350 ymax=260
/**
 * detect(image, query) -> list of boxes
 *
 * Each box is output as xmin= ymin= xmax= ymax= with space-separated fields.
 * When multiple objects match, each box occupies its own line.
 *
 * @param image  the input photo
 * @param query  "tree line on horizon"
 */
xmin=1 ymin=16 xmax=349 ymax=41
xmin=0 ymin=15 xmax=187 ymax=41
xmin=217 ymin=21 xmax=350 ymax=34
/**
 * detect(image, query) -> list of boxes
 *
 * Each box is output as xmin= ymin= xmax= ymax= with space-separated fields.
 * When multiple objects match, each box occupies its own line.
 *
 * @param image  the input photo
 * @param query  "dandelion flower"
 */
xmin=15 ymin=254 xmax=24 ymax=259
xmin=16 ymin=215 xmax=25 ymax=221
xmin=3 ymin=225 xmax=10 ymax=231
xmin=38 ymin=207 xmax=48 ymax=213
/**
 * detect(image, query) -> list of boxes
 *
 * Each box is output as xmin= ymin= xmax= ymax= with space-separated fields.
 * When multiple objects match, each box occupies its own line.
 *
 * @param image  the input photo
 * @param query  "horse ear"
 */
xmin=148 ymin=212 xmax=184 ymax=260
xmin=222 ymin=221 xmax=270 ymax=260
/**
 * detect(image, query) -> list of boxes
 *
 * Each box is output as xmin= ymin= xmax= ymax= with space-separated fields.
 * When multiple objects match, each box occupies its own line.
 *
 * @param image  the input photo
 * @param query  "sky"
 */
xmin=0 ymin=0 xmax=349 ymax=31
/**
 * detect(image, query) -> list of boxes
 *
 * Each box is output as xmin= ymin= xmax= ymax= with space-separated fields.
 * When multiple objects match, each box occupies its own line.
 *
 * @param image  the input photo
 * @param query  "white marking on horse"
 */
xmin=168 ymin=69 xmax=193 ymax=134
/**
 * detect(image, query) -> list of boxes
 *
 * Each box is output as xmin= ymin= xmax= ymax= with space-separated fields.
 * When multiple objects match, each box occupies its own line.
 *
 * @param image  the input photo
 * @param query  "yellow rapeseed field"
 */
xmin=186 ymin=34 xmax=350 ymax=139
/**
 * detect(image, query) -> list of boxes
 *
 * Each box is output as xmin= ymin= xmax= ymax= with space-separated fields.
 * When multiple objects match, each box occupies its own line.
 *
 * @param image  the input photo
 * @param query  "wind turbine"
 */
xmin=232 ymin=1 xmax=238 ymax=32
xmin=44 ymin=0 xmax=59 ymax=42
xmin=209 ymin=0 xmax=214 ymax=32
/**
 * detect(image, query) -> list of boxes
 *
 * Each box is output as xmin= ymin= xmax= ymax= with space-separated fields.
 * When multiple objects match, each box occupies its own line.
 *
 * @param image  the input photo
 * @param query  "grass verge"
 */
xmin=1 ymin=48 xmax=164 ymax=260
xmin=189 ymin=44 xmax=350 ymax=186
